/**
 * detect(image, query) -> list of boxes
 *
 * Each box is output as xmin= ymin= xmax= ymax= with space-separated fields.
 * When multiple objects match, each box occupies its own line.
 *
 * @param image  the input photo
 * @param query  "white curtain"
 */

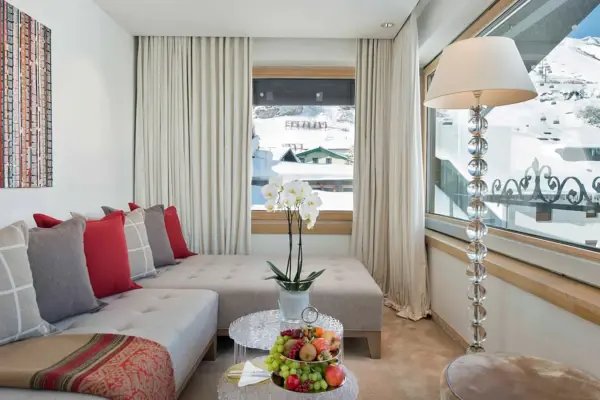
xmin=353 ymin=16 xmax=430 ymax=320
xmin=135 ymin=37 xmax=252 ymax=255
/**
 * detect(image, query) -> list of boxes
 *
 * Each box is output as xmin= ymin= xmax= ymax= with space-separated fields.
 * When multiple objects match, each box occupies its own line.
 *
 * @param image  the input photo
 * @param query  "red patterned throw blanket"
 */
xmin=0 ymin=333 xmax=176 ymax=400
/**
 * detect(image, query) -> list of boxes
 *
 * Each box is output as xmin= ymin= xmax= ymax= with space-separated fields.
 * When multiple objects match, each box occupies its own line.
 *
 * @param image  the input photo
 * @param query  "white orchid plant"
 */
xmin=262 ymin=176 xmax=325 ymax=291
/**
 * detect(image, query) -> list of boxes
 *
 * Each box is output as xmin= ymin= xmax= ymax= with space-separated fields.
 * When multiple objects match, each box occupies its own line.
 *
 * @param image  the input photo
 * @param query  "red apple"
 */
xmin=286 ymin=375 xmax=301 ymax=391
xmin=324 ymin=365 xmax=345 ymax=387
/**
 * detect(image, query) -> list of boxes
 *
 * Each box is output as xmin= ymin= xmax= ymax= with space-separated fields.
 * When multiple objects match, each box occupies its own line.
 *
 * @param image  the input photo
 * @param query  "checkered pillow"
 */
xmin=96 ymin=208 xmax=157 ymax=280
xmin=0 ymin=221 xmax=52 ymax=345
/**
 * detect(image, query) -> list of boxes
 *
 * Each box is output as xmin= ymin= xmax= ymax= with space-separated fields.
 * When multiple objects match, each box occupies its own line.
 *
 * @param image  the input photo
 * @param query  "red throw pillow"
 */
xmin=33 ymin=212 xmax=141 ymax=298
xmin=129 ymin=202 xmax=196 ymax=259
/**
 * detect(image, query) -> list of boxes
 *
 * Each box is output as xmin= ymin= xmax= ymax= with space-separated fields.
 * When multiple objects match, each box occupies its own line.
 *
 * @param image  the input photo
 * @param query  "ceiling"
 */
xmin=93 ymin=0 xmax=419 ymax=38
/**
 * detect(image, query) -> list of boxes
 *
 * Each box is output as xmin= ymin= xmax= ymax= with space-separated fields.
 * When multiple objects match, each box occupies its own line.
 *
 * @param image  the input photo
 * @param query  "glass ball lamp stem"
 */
xmin=466 ymin=92 xmax=488 ymax=353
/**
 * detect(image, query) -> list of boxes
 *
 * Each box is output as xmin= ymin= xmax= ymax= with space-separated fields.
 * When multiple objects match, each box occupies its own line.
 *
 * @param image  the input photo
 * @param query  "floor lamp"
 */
xmin=424 ymin=37 xmax=537 ymax=353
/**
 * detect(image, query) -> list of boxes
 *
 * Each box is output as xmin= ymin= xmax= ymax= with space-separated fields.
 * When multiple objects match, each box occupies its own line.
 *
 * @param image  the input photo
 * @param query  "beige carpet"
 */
xmin=180 ymin=307 xmax=463 ymax=399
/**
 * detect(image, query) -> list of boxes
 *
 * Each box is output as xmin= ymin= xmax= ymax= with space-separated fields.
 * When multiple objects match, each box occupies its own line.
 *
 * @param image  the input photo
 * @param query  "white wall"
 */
xmin=253 ymin=38 xmax=356 ymax=67
xmin=429 ymin=246 xmax=600 ymax=378
xmin=1 ymin=0 xmax=135 ymax=227
xmin=251 ymin=234 xmax=351 ymax=256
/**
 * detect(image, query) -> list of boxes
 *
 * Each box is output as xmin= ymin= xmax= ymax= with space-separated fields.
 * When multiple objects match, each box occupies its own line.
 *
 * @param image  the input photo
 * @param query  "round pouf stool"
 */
xmin=440 ymin=353 xmax=600 ymax=400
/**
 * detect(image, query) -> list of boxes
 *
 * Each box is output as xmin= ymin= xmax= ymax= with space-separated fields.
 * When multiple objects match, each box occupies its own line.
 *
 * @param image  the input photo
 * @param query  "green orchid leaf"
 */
xmin=266 ymin=261 xmax=290 ymax=282
xmin=297 ymin=269 xmax=326 ymax=283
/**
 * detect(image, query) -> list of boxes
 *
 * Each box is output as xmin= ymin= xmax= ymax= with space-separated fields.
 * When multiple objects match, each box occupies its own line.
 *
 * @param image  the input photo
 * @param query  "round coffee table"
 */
xmin=228 ymin=309 xmax=344 ymax=364
xmin=217 ymin=357 xmax=359 ymax=400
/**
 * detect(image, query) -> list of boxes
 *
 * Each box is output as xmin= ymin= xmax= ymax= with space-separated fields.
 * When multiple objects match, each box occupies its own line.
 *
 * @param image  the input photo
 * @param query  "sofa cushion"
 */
xmin=139 ymin=255 xmax=383 ymax=332
xmin=28 ymin=218 xmax=103 ymax=323
xmin=0 ymin=221 xmax=53 ymax=345
xmin=34 ymin=213 xmax=141 ymax=298
xmin=130 ymin=203 xmax=196 ymax=260
xmin=134 ymin=205 xmax=176 ymax=268
xmin=54 ymin=288 xmax=218 ymax=390
xmin=97 ymin=208 xmax=156 ymax=280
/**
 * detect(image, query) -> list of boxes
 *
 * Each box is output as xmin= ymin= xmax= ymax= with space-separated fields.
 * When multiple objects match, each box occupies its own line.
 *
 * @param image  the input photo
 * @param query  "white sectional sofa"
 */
xmin=0 ymin=255 xmax=382 ymax=399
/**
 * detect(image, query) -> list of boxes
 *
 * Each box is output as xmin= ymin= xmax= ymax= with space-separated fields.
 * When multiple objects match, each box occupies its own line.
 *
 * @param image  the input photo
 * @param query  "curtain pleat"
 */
xmin=352 ymin=16 xmax=430 ymax=321
xmin=135 ymin=36 xmax=251 ymax=255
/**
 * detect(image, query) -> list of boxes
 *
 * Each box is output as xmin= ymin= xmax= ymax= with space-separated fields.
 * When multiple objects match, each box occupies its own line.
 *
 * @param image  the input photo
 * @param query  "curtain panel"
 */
xmin=353 ymin=16 xmax=430 ymax=320
xmin=135 ymin=37 xmax=252 ymax=255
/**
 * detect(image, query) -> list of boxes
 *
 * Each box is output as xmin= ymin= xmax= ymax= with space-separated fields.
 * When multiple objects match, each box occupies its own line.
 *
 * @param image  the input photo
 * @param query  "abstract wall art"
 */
xmin=1 ymin=0 xmax=52 ymax=188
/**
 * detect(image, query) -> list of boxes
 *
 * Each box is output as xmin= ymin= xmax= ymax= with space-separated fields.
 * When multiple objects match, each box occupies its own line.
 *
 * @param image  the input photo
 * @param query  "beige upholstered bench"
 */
xmin=441 ymin=353 xmax=600 ymax=400
xmin=139 ymin=255 xmax=384 ymax=358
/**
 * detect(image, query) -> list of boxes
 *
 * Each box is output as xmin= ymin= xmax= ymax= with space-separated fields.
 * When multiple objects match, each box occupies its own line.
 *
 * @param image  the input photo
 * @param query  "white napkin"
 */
xmin=238 ymin=361 xmax=270 ymax=387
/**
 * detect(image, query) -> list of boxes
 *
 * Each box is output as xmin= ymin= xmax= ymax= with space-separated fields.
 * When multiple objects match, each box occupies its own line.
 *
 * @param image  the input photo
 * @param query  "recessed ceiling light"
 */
xmin=381 ymin=22 xmax=395 ymax=28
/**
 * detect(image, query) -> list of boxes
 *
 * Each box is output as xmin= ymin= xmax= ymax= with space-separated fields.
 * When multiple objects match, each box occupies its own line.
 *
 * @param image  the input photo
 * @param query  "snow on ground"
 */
xmin=252 ymin=106 xmax=355 ymax=210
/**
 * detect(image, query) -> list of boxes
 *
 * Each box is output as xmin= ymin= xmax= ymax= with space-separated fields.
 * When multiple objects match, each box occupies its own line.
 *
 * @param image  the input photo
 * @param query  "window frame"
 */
xmin=251 ymin=66 xmax=355 ymax=235
xmin=421 ymin=0 xmax=600 ymax=285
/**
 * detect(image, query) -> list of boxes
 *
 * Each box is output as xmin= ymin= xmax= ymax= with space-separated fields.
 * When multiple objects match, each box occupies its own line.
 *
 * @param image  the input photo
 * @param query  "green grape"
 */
xmin=290 ymin=368 xmax=297 ymax=375
xmin=308 ymin=384 xmax=314 ymax=391
xmin=284 ymin=335 xmax=291 ymax=341
xmin=313 ymin=372 xmax=322 ymax=381
xmin=310 ymin=373 xmax=318 ymax=382
xmin=269 ymin=347 xmax=277 ymax=355
xmin=276 ymin=337 xmax=284 ymax=345
xmin=265 ymin=356 xmax=274 ymax=364
xmin=301 ymin=374 xmax=308 ymax=383
xmin=271 ymin=360 xmax=280 ymax=371
xmin=313 ymin=381 xmax=322 ymax=391
xmin=266 ymin=364 xmax=273 ymax=372
xmin=320 ymin=380 xmax=328 ymax=390
xmin=280 ymin=365 xmax=289 ymax=372
xmin=302 ymin=366 xmax=311 ymax=375
xmin=286 ymin=359 xmax=294 ymax=366
xmin=291 ymin=361 xmax=301 ymax=370
xmin=277 ymin=345 xmax=284 ymax=353
xmin=280 ymin=370 xmax=290 ymax=379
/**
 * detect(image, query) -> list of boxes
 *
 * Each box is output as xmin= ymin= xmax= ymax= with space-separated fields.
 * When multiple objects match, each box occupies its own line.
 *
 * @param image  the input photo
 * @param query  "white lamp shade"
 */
xmin=424 ymin=36 xmax=537 ymax=109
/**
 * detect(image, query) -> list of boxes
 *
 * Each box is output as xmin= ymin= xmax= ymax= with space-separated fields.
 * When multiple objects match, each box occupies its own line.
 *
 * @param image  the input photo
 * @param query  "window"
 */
xmin=251 ymin=78 xmax=355 ymax=210
xmin=426 ymin=1 xmax=600 ymax=251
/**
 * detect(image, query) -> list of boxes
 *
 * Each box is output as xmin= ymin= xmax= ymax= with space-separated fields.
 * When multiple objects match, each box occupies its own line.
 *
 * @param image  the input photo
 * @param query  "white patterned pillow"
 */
xmin=73 ymin=209 xmax=156 ymax=281
xmin=0 ymin=221 xmax=53 ymax=345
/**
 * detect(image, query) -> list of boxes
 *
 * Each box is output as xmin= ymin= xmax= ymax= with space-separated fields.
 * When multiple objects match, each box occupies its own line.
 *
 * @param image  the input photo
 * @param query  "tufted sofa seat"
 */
xmin=0 ymin=288 xmax=218 ymax=400
xmin=138 ymin=255 xmax=384 ymax=358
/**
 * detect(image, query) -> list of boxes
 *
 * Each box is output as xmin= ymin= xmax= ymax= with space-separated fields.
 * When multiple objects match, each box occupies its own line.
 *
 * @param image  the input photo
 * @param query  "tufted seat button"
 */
xmin=119 ymin=323 xmax=134 ymax=331
xmin=188 ymin=275 xmax=199 ymax=280
xmin=224 ymin=275 xmax=232 ymax=280
xmin=142 ymin=307 xmax=155 ymax=314
xmin=161 ymin=294 xmax=171 ymax=300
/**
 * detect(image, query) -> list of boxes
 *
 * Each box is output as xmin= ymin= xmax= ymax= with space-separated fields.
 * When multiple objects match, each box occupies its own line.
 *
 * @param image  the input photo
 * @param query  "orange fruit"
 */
xmin=315 ymin=327 xmax=324 ymax=337
xmin=312 ymin=338 xmax=329 ymax=354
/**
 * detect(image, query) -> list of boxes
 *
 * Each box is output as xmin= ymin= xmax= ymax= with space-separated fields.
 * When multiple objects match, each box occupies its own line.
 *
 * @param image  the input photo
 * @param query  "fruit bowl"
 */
xmin=267 ymin=327 xmax=342 ymax=366
xmin=271 ymin=370 xmax=347 ymax=393
xmin=264 ymin=326 xmax=345 ymax=393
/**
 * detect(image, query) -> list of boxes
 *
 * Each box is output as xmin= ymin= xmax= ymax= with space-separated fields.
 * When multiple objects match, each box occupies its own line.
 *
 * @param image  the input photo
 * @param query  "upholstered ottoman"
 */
xmin=139 ymin=255 xmax=384 ymax=358
xmin=441 ymin=353 xmax=600 ymax=400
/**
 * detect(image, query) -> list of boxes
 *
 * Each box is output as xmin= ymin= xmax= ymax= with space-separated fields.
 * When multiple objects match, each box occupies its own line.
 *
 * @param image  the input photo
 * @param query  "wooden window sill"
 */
xmin=425 ymin=229 xmax=600 ymax=327
xmin=251 ymin=210 xmax=352 ymax=234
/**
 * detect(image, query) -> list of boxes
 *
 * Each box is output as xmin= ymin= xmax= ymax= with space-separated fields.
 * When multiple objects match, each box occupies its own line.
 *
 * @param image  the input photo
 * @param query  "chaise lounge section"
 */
xmin=0 ymin=289 xmax=218 ymax=399
xmin=139 ymin=255 xmax=384 ymax=358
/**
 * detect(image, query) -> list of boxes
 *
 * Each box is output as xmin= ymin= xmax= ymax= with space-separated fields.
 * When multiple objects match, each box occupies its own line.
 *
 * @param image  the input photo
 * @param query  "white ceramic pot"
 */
xmin=278 ymin=285 xmax=310 ymax=323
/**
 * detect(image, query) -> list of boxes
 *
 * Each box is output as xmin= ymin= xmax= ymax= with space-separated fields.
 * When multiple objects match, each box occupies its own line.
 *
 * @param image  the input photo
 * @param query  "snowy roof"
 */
xmin=296 ymin=147 xmax=349 ymax=160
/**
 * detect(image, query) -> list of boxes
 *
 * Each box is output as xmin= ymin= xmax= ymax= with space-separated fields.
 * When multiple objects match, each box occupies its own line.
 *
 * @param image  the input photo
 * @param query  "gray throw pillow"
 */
xmin=102 ymin=205 xmax=175 ymax=268
xmin=0 ymin=221 xmax=53 ymax=345
xmin=28 ymin=217 xmax=103 ymax=323
xmin=99 ymin=207 xmax=156 ymax=280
